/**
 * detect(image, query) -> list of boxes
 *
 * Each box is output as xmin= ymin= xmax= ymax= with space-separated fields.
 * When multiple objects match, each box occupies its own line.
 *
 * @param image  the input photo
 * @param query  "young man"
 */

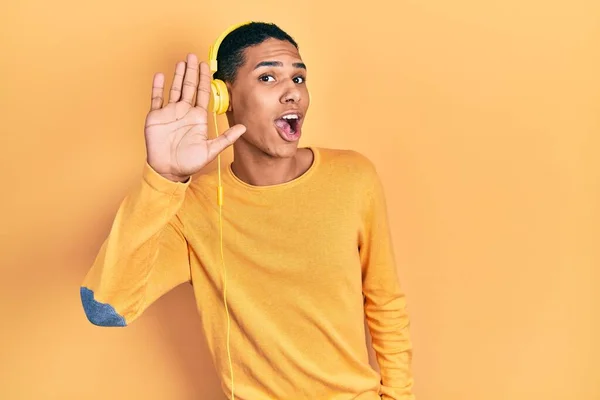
xmin=80 ymin=22 xmax=415 ymax=400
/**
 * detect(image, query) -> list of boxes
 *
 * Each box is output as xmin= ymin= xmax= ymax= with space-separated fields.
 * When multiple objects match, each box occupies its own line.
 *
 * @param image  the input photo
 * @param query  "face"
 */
xmin=226 ymin=38 xmax=309 ymax=159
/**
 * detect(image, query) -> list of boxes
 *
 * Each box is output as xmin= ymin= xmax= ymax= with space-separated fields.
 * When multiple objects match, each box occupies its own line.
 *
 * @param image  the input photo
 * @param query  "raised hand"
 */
xmin=144 ymin=53 xmax=246 ymax=182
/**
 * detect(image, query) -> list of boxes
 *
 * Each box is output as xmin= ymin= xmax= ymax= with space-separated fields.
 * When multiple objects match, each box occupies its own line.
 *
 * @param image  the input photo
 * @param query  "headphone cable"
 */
xmin=214 ymin=111 xmax=235 ymax=399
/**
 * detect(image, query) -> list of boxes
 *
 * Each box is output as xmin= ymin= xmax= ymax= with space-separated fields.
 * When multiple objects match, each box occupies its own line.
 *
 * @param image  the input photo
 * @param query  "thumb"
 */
xmin=206 ymin=124 xmax=247 ymax=161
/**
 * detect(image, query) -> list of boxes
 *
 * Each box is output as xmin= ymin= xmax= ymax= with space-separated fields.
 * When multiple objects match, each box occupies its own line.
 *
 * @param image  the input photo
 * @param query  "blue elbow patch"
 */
xmin=80 ymin=287 xmax=126 ymax=327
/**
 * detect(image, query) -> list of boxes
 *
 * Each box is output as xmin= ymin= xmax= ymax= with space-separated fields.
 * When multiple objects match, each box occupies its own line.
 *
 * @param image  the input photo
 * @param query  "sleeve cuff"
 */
xmin=141 ymin=162 xmax=191 ymax=196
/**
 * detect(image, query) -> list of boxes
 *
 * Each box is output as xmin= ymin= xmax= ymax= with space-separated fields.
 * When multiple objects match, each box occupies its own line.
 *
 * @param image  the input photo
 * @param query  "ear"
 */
xmin=226 ymin=82 xmax=233 ymax=112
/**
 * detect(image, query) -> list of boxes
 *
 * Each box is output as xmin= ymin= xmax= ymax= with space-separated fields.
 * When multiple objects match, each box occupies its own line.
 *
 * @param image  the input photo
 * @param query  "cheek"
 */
xmin=238 ymin=91 xmax=272 ymax=127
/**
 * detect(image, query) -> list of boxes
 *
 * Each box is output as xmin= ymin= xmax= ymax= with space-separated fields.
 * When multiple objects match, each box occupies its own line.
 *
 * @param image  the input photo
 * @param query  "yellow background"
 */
xmin=1 ymin=0 xmax=598 ymax=399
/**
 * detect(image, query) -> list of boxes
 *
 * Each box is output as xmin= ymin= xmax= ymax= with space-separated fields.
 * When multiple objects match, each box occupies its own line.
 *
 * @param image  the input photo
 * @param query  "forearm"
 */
xmin=365 ymin=290 xmax=415 ymax=399
xmin=80 ymin=162 xmax=191 ymax=326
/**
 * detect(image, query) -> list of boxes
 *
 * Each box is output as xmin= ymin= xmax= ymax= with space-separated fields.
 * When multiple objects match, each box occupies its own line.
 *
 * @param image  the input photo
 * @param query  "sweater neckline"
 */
xmin=225 ymin=147 xmax=320 ymax=191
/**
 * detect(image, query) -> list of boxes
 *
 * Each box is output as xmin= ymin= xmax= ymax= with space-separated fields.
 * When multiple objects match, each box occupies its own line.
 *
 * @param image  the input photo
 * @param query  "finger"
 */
xmin=181 ymin=53 xmax=199 ymax=105
xmin=150 ymin=72 xmax=164 ymax=111
xmin=169 ymin=61 xmax=186 ymax=103
xmin=206 ymin=124 xmax=247 ymax=161
xmin=196 ymin=61 xmax=211 ymax=109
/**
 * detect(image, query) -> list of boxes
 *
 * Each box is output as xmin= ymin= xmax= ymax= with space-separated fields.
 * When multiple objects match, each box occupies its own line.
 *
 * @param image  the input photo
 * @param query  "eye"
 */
xmin=259 ymin=74 xmax=275 ymax=82
xmin=294 ymin=76 xmax=306 ymax=84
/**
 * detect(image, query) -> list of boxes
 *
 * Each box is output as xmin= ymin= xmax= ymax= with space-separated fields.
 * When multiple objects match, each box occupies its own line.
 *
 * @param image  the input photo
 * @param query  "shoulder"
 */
xmin=314 ymin=146 xmax=380 ymax=184
xmin=314 ymin=147 xmax=387 ymax=214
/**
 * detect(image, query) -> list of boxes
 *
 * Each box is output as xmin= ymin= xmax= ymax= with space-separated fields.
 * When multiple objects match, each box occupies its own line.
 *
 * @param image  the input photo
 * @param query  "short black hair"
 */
xmin=213 ymin=22 xmax=299 ymax=83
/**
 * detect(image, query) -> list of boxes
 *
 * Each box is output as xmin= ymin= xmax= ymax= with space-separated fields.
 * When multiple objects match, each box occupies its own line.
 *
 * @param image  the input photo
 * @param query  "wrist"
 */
xmin=160 ymin=173 xmax=190 ymax=183
xmin=145 ymin=161 xmax=190 ymax=183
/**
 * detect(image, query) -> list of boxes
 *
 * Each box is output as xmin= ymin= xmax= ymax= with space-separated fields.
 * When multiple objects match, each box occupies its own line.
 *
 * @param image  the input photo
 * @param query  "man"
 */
xmin=80 ymin=22 xmax=415 ymax=399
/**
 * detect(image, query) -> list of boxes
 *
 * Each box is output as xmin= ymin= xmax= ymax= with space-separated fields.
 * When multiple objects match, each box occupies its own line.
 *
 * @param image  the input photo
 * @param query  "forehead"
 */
xmin=242 ymin=38 xmax=303 ymax=66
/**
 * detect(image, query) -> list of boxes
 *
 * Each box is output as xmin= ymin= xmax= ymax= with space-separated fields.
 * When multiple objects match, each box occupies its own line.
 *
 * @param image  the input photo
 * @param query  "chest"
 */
xmin=185 ymin=189 xmax=365 ymax=294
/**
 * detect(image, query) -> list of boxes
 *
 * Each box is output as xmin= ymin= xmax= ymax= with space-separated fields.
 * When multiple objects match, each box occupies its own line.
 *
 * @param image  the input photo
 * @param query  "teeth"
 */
xmin=282 ymin=114 xmax=298 ymax=120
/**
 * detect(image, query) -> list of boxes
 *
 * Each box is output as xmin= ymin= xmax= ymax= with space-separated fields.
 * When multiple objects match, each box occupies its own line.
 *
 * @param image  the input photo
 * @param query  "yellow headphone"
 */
xmin=208 ymin=21 xmax=251 ymax=115
xmin=208 ymin=20 xmax=251 ymax=209
xmin=208 ymin=20 xmax=252 ymax=400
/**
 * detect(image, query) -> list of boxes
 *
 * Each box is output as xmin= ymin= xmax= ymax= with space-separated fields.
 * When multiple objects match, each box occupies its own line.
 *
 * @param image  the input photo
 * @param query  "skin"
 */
xmin=224 ymin=38 xmax=313 ymax=187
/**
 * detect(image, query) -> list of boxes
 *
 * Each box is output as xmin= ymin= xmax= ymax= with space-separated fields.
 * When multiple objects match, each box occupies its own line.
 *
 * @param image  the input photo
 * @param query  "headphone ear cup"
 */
xmin=210 ymin=79 xmax=229 ymax=115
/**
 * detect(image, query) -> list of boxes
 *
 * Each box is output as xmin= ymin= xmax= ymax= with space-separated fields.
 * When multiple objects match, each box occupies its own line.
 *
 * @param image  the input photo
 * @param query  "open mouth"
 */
xmin=274 ymin=113 xmax=301 ymax=137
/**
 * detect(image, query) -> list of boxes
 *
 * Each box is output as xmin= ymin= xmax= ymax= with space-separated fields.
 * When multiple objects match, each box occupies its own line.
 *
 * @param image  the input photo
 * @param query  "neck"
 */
xmin=230 ymin=141 xmax=307 ymax=187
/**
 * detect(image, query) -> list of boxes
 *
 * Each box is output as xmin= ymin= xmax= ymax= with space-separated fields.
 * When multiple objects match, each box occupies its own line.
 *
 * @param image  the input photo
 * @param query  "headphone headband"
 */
xmin=208 ymin=21 xmax=252 ymax=74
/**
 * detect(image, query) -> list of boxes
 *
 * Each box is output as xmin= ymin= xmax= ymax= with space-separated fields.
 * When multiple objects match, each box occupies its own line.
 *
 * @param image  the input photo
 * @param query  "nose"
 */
xmin=280 ymin=81 xmax=301 ymax=104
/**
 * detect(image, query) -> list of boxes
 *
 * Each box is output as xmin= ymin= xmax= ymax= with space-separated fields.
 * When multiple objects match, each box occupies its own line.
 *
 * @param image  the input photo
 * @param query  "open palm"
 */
xmin=144 ymin=54 xmax=246 ymax=182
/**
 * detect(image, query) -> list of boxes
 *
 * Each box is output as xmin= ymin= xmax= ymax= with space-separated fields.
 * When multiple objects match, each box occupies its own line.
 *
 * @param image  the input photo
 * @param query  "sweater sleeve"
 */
xmin=359 ymin=163 xmax=415 ymax=400
xmin=80 ymin=162 xmax=192 ymax=327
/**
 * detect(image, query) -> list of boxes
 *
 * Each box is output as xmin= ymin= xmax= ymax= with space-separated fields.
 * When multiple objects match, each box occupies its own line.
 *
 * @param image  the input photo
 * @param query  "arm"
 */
xmin=359 ymin=164 xmax=415 ymax=400
xmin=80 ymin=54 xmax=246 ymax=327
xmin=80 ymin=162 xmax=192 ymax=327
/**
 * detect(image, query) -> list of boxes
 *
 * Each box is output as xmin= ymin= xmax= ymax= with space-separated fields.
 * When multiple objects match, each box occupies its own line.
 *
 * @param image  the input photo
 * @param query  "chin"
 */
xmin=266 ymin=142 xmax=300 ymax=159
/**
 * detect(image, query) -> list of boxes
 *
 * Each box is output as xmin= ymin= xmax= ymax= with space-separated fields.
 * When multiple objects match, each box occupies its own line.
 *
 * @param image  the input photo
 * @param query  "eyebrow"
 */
xmin=253 ymin=61 xmax=306 ymax=70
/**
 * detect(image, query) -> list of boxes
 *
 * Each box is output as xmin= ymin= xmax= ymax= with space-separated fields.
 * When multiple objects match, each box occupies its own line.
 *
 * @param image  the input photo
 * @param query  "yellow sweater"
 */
xmin=80 ymin=146 xmax=415 ymax=400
